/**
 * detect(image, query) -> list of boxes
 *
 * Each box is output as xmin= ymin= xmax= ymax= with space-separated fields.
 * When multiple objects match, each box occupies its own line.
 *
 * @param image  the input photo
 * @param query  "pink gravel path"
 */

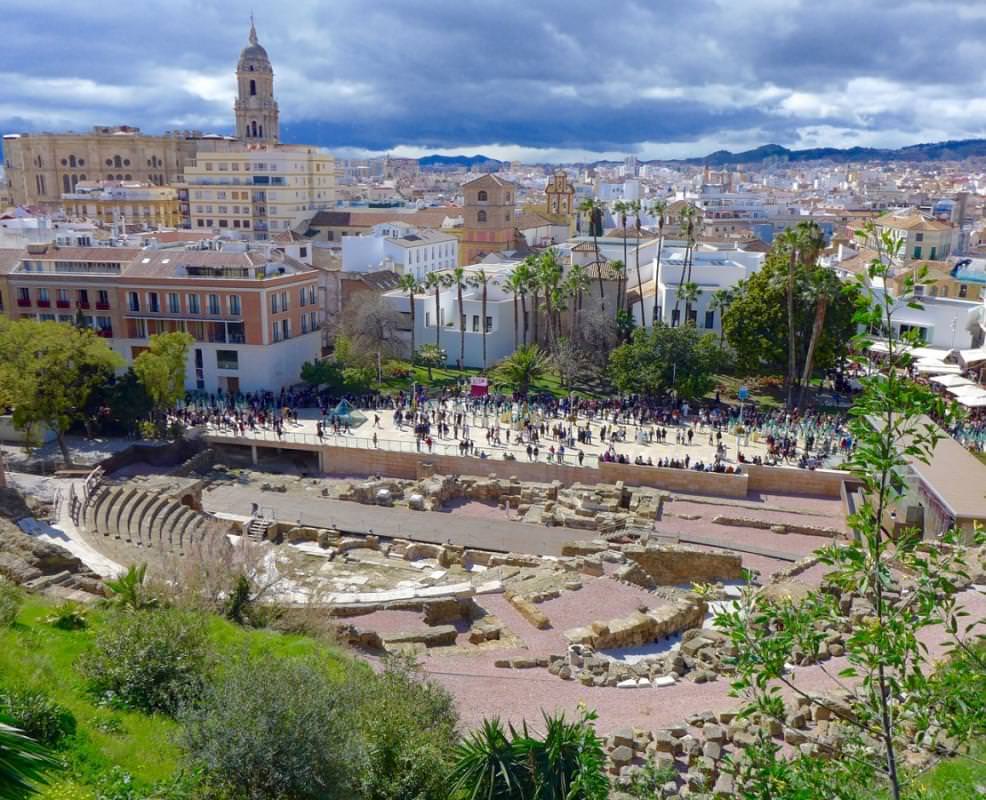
xmin=416 ymin=590 xmax=986 ymax=736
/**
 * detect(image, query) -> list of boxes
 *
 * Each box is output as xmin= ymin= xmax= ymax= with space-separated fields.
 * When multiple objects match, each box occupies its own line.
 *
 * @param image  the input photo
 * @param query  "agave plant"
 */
xmin=0 ymin=722 xmax=60 ymax=798
xmin=450 ymin=718 xmax=530 ymax=800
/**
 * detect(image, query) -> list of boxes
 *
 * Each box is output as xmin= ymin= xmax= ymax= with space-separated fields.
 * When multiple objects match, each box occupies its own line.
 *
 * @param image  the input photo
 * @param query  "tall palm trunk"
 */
xmin=434 ymin=287 xmax=441 ymax=350
xmin=652 ymin=222 xmax=665 ymax=327
xmin=634 ymin=222 xmax=645 ymax=331
xmin=785 ymin=246 xmax=798 ymax=408
xmin=511 ymin=293 xmax=518 ymax=351
xmin=673 ymin=242 xmax=690 ymax=325
xmin=799 ymin=297 xmax=828 ymax=408
xmin=532 ymin=287 xmax=540 ymax=346
xmin=480 ymin=280 xmax=488 ymax=371
xmin=408 ymin=288 xmax=416 ymax=360
xmin=620 ymin=215 xmax=628 ymax=314
xmin=593 ymin=224 xmax=605 ymax=309
xmin=457 ymin=281 xmax=465 ymax=369
xmin=520 ymin=292 xmax=529 ymax=346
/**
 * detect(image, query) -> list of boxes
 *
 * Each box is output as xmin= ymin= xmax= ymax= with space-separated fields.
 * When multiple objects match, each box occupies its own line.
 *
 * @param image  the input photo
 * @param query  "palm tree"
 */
xmin=613 ymin=199 xmax=630 ymax=312
xmin=397 ymin=273 xmax=420 ymax=362
xmin=578 ymin=198 xmax=606 ymax=308
xmin=536 ymin=251 xmax=563 ymax=348
xmin=469 ymin=268 xmax=491 ymax=371
xmin=708 ymin=287 xmax=734 ymax=347
xmin=492 ymin=344 xmax=548 ymax=397
xmin=609 ymin=259 xmax=625 ymax=317
xmin=0 ymin=723 xmax=59 ymax=798
xmin=798 ymin=252 xmax=841 ymax=407
xmin=564 ymin=263 xmax=589 ymax=339
xmin=672 ymin=204 xmax=698 ymax=324
xmin=679 ymin=281 xmax=702 ymax=327
xmin=104 ymin=563 xmax=158 ymax=612
xmin=629 ymin=199 xmax=645 ymax=330
xmin=649 ymin=199 xmax=668 ymax=327
xmin=515 ymin=711 xmax=608 ymax=800
xmin=450 ymin=718 xmax=529 ymax=800
xmin=424 ymin=271 xmax=447 ymax=353
xmin=451 ymin=266 xmax=468 ymax=369
xmin=776 ymin=228 xmax=801 ymax=408
xmin=503 ymin=268 xmax=525 ymax=350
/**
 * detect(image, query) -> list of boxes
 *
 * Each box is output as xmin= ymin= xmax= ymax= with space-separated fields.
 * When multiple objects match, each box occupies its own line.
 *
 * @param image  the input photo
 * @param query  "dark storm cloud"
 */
xmin=2 ymin=0 xmax=986 ymax=158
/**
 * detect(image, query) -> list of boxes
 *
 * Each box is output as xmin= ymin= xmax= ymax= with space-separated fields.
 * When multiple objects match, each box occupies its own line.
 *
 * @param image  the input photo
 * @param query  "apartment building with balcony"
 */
xmin=0 ymin=244 xmax=322 ymax=394
xmin=62 ymin=180 xmax=182 ymax=229
xmin=184 ymin=145 xmax=336 ymax=241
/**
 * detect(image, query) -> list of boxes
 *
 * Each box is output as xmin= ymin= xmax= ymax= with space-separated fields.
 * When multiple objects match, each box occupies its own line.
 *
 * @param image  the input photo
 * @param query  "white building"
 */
xmin=638 ymin=245 xmax=766 ymax=331
xmin=341 ymin=222 xmax=457 ymax=280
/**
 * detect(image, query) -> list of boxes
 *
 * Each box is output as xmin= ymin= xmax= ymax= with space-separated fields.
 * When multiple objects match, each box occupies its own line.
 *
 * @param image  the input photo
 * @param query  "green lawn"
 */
xmin=0 ymin=595 xmax=353 ymax=798
xmin=912 ymin=745 xmax=986 ymax=799
xmin=378 ymin=364 xmax=603 ymax=399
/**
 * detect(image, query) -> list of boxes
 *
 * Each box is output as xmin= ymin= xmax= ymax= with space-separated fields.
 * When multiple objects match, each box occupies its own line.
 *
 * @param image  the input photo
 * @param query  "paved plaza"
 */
xmin=202 ymin=403 xmax=833 ymax=470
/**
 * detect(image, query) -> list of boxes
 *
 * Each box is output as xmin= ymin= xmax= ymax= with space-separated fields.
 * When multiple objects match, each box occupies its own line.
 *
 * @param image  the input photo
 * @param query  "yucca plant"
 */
xmin=0 ymin=722 xmax=59 ymax=798
xmin=104 ymin=563 xmax=158 ymax=612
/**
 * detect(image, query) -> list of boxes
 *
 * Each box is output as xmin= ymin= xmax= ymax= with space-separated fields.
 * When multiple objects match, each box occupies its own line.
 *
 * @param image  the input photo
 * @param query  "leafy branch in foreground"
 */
xmin=712 ymin=224 xmax=985 ymax=800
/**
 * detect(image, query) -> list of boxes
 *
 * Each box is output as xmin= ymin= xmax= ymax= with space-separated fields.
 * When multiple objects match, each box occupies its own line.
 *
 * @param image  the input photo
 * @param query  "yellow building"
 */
xmin=459 ymin=174 xmax=521 ymax=264
xmin=1 ymin=126 xmax=202 ymax=207
xmin=185 ymin=145 xmax=336 ymax=240
xmin=62 ymin=181 xmax=181 ymax=228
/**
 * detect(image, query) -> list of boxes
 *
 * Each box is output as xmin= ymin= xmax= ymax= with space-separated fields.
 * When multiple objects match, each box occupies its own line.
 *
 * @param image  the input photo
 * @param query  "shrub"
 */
xmin=382 ymin=360 xmax=411 ymax=380
xmin=78 ymin=609 xmax=210 ymax=715
xmin=44 ymin=601 xmax=88 ymax=631
xmin=0 ymin=577 xmax=23 ymax=627
xmin=350 ymin=656 xmax=459 ymax=800
xmin=0 ymin=688 xmax=76 ymax=746
xmin=179 ymin=652 xmax=362 ymax=800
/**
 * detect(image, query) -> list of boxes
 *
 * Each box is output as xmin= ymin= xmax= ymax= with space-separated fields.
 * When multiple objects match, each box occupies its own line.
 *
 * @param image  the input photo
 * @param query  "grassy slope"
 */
xmin=0 ymin=595 xmax=352 ymax=798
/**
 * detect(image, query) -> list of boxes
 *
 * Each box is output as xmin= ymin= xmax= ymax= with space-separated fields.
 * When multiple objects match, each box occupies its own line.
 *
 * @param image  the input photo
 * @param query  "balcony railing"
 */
xmin=97 ymin=328 xmax=113 ymax=338
xmin=36 ymin=299 xmax=51 ymax=308
xmin=56 ymin=300 xmax=70 ymax=309
xmin=77 ymin=300 xmax=90 ymax=309
xmin=95 ymin=301 xmax=110 ymax=310
xmin=16 ymin=298 xmax=31 ymax=307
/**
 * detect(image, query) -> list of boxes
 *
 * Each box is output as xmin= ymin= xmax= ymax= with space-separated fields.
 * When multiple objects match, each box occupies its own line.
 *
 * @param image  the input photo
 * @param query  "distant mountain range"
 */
xmin=416 ymin=154 xmax=504 ymax=169
xmin=665 ymin=139 xmax=986 ymax=166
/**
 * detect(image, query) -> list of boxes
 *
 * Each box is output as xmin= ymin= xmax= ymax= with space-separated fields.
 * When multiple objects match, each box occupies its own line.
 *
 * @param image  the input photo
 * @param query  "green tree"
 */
xmin=711 ymin=227 xmax=985 ymax=800
xmin=613 ymin=199 xmax=630 ymax=313
xmin=132 ymin=331 xmax=194 ymax=416
xmin=609 ymin=259 xmax=626 ymax=319
xmin=503 ymin=265 xmax=528 ymax=349
xmin=180 ymin=652 xmax=361 ymax=800
xmin=672 ymin=204 xmax=699 ymax=322
xmin=708 ymin=287 xmax=734 ymax=348
xmin=414 ymin=344 xmax=446 ymax=382
xmin=0 ymin=319 xmax=123 ymax=465
xmin=609 ymin=324 xmax=718 ymax=400
xmin=300 ymin=358 xmax=345 ymax=392
xmin=397 ymin=273 xmax=421 ymax=362
xmin=0 ymin=723 xmax=59 ymax=799
xmin=722 ymin=250 xmax=857 ymax=382
xmin=798 ymin=263 xmax=846 ymax=407
xmin=492 ymin=345 xmax=548 ymax=397
xmin=679 ymin=280 xmax=702 ymax=327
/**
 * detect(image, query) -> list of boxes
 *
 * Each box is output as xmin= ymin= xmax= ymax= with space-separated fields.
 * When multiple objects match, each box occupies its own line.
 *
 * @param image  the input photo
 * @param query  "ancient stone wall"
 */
xmin=562 ymin=596 xmax=708 ymax=650
xmin=623 ymin=544 xmax=743 ymax=585
xmin=744 ymin=465 xmax=848 ymax=498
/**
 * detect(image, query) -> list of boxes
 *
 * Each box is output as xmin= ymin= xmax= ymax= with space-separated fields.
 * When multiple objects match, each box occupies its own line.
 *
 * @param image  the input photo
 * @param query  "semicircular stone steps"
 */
xmin=80 ymin=485 xmax=225 ymax=556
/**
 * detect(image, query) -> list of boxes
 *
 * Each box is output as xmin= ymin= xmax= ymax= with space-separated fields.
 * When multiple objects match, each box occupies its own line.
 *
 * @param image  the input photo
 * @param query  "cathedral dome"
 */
xmin=238 ymin=21 xmax=270 ymax=67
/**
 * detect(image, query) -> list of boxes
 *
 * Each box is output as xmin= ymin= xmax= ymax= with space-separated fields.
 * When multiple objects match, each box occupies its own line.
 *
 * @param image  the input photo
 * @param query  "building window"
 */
xmin=207 ymin=294 xmax=220 ymax=315
xmin=271 ymin=294 xmax=279 ymax=314
xmin=299 ymin=287 xmax=307 ymax=307
xmin=228 ymin=295 xmax=241 ymax=315
xmin=913 ymin=246 xmax=922 ymax=259
xmin=959 ymin=284 xmax=968 ymax=298
xmin=97 ymin=290 xmax=110 ymax=308
xmin=486 ymin=316 xmax=493 ymax=332
xmin=477 ymin=210 xmax=487 ymax=223
xmin=281 ymin=319 xmax=290 ymax=339
xmin=38 ymin=288 xmax=49 ymax=304
xmin=280 ymin=291 xmax=288 ymax=311
xmin=249 ymin=79 xmax=256 ymax=96
xmin=478 ymin=190 xmax=488 ymax=201
xmin=167 ymin=293 xmax=180 ymax=314
xmin=705 ymin=310 xmax=715 ymax=329
xmin=671 ymin=309 xmax=680 ymax=327
xmin=472 ymin=314 xmax=479 ymax=332
xmin=915 ymin=232 xmax=924 ymax=242
xmin=147 ymin=292 xmax=160 ymax=313
xmin=308 ymin=286 xmax=316 ymax=305
xmin=425 ymin=311 xmax=431 ymax=327
xmin=127 ymin=292 xmax=140 ymax=313
xmin=188 ymin=294 xmax=200 ymax=314
xmin=57 ymin=288 xmax=70 ymax=304
xmin=216 ymin=350 xmax=239 ymax=370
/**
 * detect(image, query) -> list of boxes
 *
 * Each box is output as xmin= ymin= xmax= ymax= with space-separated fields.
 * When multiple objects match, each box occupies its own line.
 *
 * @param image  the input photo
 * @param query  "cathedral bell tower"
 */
xmin=234 ymin=18 xmax=279 ymax=144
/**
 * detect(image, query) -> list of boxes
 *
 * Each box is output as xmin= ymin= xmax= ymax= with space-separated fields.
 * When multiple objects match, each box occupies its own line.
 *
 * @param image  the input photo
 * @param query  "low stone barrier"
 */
xmin=505 ymin=590 xmax=551 ymax=629
xmin=562 ymin=595 xmax=708 ymax=650
xmin=711 ymin=514 xmax=844 ymax=538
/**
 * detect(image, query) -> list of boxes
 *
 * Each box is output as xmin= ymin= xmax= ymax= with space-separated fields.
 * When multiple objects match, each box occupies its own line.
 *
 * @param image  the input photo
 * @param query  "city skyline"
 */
xmin=3 ymin=0 xmax=986 ymax=163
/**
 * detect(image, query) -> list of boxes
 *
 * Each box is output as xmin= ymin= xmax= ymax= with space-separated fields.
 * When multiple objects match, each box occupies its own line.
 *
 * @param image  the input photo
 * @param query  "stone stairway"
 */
xmin=246 ymin=517 xmax=271 ymax=542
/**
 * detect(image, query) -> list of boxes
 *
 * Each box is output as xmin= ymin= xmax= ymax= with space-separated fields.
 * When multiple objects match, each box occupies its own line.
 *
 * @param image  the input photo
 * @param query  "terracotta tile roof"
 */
xmin=23 ymin=245 xmax=142 ymax=262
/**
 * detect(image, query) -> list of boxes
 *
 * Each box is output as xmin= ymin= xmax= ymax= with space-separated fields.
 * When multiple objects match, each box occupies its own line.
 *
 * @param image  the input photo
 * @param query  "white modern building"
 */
xmin=341 ymin=222 xmax=457 ymax=280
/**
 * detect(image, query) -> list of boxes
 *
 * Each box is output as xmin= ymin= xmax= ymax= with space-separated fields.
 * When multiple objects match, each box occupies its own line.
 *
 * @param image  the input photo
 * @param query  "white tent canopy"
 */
xmin=930 ymin=374 xmax=976 ymax=388
xmin=915 ymin=363 xmax=962 ymax=375
xmin=948 ymin=383 xmax=986 ymax=397
xmin=958 ymin=394 xmax=986 ymax=408
xmin=958 ymin=347 xmax=986 ymax=368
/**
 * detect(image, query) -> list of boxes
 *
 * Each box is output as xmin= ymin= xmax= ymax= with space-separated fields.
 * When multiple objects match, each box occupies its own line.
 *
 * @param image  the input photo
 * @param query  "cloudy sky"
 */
xmin=3 ymin=0 xmax=986 ymax=162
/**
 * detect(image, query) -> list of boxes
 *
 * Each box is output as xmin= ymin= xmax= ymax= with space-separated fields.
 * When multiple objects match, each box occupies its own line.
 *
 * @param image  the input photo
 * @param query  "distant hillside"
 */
xmin=669 ymin=139 xmax=986 ymax=166
xmin=417 ymin=154 xmax=503 ymax=169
